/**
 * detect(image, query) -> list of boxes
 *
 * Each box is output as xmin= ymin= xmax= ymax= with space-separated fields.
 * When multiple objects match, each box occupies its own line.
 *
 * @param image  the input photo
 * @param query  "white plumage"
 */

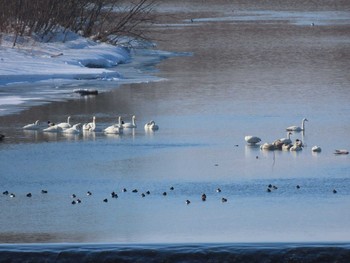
xmin=312 ymin=146 xmax=322 ymax=152
xmin=122 ymin=115 xmax=137 ymax=128
xmin=245 ymin=136 xmax=261 ymax=145
xmin=63 ymin=123 xmax=82 ymax=134
xmin=286 ymin=118 xmax=308 ymax=132
xmin=104 ymin=116 xmax=123 ymax=134
xmin=144 ymin=120 xmax=159 ymax=131
xmin=43 ymin=125 xmax=63 ymax=133
xmin=23 ymin=120 xmax=43 ymax=130
xmin=57 ymin=116 xmax=72 ymax=129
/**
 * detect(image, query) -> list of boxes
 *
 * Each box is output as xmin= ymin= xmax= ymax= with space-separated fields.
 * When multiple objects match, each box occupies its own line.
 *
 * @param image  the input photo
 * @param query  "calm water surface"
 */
xmin=0 ymin=0 xmax=350 ymax=244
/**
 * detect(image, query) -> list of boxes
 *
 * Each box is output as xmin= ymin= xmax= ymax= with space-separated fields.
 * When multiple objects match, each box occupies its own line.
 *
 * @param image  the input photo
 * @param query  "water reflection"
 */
xmin=244 ymin=144 xmax=260 ymax=158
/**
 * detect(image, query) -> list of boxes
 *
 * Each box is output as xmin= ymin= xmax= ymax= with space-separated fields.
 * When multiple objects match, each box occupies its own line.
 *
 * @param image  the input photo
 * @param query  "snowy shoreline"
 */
xmin=0 ymin=33 xmax=178 ymax=116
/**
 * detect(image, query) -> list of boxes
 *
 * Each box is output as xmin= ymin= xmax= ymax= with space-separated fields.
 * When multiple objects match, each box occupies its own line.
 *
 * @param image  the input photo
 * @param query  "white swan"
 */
xmin=260 ymin=143 xmax=275 ymax=151
xmin=83 ymin=116 xmax=101 ymax=132
xmin=63 ymin=123 xmax=82 ymax=134
xmin=104 ymin=116 xmax=123 ymax=134
xmin=57 ymin=116 xmax=72 ymax=129
xmin=122 ymin=115 xmax=137 ymax=128
xmin=286 ymin=118 xmax=308 ymax=132
xmin=245 ymin=136 xmax=261 ymax=145
xmin=282 ymin=143 xmax=292 ymax=151
xmin=43 ymin=125 xmax=63 ymax=133
xmin=280 ymin=132 xmax=292 ymax=145
xmin=290 ymin=145 xmax=302 ymax=151
xmin=23 ymin=120 xmax=44 ymax=130
xmin=144 ymin=120 xmax=159 ymax=131
xmin=290 ymin=141 xmax=303 ymax=151
xmin=334 ymin=149 xmax=349 ymax=155
xmin=273 ymin=139 xmax=284 ymax=150
xmin=295 ymin=139 xmax=303 ymax=147
xmin=83 ymin=116 xmax=95 ymax=131
xmin=312 ymin=146 xmax=322 ymax=152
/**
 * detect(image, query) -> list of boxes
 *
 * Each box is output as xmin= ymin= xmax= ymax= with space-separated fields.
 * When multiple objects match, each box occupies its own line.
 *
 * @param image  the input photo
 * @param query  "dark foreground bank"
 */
xmin=0 ymin=243 xmax=350 ymax=262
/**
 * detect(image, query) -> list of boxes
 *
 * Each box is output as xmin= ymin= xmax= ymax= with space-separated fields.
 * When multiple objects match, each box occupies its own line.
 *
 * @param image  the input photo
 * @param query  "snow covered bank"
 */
xmin=0 ymin=32 xmax=188 ymax=116
xmin=0 ymin=33 xmax=131 ymax=86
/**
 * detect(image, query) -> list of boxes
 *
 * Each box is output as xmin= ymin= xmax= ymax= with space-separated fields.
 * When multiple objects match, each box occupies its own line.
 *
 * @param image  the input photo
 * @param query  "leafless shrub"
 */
xmin=0 ymin=0 xmax=158 ymax=46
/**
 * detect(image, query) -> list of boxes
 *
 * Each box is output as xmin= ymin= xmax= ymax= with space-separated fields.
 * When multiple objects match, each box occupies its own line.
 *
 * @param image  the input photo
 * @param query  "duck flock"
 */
xmin=22 ymin=115 xmax=159 ymax=134
xmin=245 ymin=118 xmax=349 ymax=155
xmin=1 ymin=186 xmax=232 ymax=206
xmin=2 ymin=181 xmax=341 ymax=207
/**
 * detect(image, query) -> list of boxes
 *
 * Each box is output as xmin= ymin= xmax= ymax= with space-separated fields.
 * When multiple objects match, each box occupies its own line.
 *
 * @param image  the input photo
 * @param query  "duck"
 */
xmin=62 ymin=123 xmax=82 ymax=134
xmin=334 ymin=149 xmax=349 ymax=155
xmin=23 ymin=120 xmax=43 ymax=130
xmin=104 ymin=116 xmax=123 ymax=134
xmin=144 ymin=120 xmax=159 ymax=131
xmin=57 ymin=116 xmax=72 ymax=129
xmin=244 ymin=136 xmax=261 ymax=145
xmin=312 ymin=146 xmax=322 ymax=152
xmin=122 ymin=115 xmax=137 ymax=128
xmin=286 ymin=118 xmax=308 ymax=132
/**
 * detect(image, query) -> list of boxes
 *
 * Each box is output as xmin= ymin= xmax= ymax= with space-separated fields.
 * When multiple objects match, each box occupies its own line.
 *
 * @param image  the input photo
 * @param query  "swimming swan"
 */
xmin=260 ymin=143 xmax=275 ymax=151
xmin=83 ymin=116 xmax=102 ymax=132
xmin=57 ymin=116 xmax=72 ymax=129
xmin=334 ymin=149 xmax=349 ymax=155
xmin=286 ymin=118 xmax=308 ymax=132
xmin=312 ymin=146 xmax=322 ymax=152
xmin=83 ymin=116 xmax=95 ymax=131
xmin=290 ymin=141 xmax=303 ymax=151
xmin=43 ymin=125 xmax=63 ymax=133
xmin=63 ymin=123 xmax=82 ymax=134
xmin=23 ymin=120 xmax=43 ymax=130
xmin=122 ymin=115 xmax=137 ymax=128
xmin=245 ymin=136 xmax=261 ymax=145
xmin=144 ymin=120 xmax=159 ymax=131
xmin=280 ymin=132 xmax=292 ymax=145
xmin=104 ymin=116 xmax=123 ymax=134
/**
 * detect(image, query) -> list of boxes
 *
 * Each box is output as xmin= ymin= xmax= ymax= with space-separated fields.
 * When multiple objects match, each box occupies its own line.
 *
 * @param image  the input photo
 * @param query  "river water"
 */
xmin=0 ymin=0 xmax=350 ymax=256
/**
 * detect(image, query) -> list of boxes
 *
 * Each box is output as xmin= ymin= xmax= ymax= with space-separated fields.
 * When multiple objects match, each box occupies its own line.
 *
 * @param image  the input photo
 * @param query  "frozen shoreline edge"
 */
xmin=0 ymin=33 xmax=190 ymax=117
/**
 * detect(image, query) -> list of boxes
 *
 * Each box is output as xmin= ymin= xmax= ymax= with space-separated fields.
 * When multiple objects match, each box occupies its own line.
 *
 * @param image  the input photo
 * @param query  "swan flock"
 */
xmin=244 ymin=118 xmax=345 ymax=154
xmin=23 ymin=115 xmax=159 ymax=135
